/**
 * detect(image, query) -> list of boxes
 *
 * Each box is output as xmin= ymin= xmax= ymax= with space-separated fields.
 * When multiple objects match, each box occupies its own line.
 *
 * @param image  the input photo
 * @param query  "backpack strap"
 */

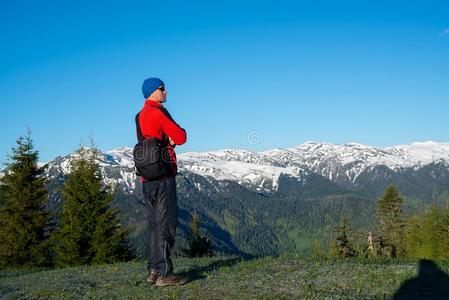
xmin=135 ymin=112 xmax=144 ymax=143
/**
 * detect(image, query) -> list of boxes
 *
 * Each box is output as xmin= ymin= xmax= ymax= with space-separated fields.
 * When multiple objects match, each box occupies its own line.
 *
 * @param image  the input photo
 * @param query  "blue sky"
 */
xmin=0 ymin=0 xmax=448 ymax=163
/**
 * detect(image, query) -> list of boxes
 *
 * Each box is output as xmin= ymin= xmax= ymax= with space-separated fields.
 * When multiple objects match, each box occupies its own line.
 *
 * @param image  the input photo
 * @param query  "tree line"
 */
xmin=324 ymin=184 xmax=449 ymax=260
xmin=0 ymin=131 xmax=134 ymax=269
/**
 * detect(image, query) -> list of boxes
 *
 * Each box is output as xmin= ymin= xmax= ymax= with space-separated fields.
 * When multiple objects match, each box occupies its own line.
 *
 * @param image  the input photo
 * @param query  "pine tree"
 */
xmin=0 ymin=130 xmax=52 ymax=268
xmin=404 ymin=205 xmax=448 ymax=260
xmin=52 ymin=147 xmax=133 ymax=266
xmin=404 ymin=214 xmax=422 ymax=258
xmin=377 ymin=185 xmax=406 ymax=258
xmin=416 ymin=204 xmax=442 ymax=259
xmin=183 ymin=210 xmax=213 ymax=257
xmin=330 ymin=216 xmax=357 ymax=258
xmin=191 ymin=210 xmax=201 ymax=241
xmin=91 ymin=202 xmax=134 ymax=264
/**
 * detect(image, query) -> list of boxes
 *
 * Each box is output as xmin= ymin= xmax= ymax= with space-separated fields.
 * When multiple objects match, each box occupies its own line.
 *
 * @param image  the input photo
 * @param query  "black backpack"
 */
xmin=133 ymin=110 xmax=173 ymax=181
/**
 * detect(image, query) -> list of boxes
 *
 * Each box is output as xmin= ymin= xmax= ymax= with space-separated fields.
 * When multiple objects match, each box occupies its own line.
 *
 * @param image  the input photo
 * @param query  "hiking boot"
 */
xmin=146 ymin=269 xmax=159 ymax=284
xmin=155 ymin=274 xmax=189 ymax=287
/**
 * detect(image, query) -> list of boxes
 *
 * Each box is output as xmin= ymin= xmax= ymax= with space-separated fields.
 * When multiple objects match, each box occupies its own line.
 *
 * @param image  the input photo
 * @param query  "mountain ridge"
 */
xmin=4 ymin=140 xmax=449 ymax=194
xmin=102 ymin=140 xmax=449 ymax=193
xmin=3 ymin=140 xmax=449 ymax=256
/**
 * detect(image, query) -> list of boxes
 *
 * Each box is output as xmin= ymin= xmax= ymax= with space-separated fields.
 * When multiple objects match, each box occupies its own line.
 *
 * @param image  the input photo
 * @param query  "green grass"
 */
xmin=2 ymin=254 xmax=449 ymax=299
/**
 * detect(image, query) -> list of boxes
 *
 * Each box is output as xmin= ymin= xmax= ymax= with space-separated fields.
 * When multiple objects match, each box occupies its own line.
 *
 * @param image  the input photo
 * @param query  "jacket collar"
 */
xmin=145 ymin=99 xmax=163 ymax=108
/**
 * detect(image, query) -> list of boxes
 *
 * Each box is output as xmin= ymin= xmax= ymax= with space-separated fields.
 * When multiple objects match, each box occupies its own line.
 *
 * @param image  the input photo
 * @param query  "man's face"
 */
xmin=149 ymin=86 xmax=167 ymax=103
xmin=154 ymin=86 xmax=167 ymax=103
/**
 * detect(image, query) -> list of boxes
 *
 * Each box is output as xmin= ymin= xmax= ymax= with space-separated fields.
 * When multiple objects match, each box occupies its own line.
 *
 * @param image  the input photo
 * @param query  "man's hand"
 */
xmin=168 ymin=136 xmax=175 ymax=147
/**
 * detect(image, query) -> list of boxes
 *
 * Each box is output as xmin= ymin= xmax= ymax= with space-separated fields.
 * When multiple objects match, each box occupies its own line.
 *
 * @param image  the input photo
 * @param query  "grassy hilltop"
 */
xmin=2 ymin=254 xmax=449 ymax=299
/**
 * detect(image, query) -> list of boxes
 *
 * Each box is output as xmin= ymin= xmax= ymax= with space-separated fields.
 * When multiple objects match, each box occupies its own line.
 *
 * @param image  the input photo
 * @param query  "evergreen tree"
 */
xmin=91 ymin=202 xmax=134 ymax=264
xmin=183 ymin=210 xmax=213 ymax=257
xmin=404 ymin=204 xmax=443 ymax=259
xmin=377 ymin=185 xmax=406 ymax=258
xmin=416 ymin=204 xmax=442 ymax=259
xmin=0 ymin=130 xmax=52 ymax=268
xmin=191 ymin=210 xmax=201 ymax=241
xmin=52 ymin=147 xmax=133 ymax=266
xmin=329 ymin=216 xmax=357 ymax=258
xmin=404 ymin=214 xmax=422 ymax=258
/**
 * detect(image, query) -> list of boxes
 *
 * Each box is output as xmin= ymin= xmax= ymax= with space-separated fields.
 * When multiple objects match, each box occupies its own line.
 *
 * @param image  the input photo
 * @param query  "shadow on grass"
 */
xmin=177 ymin=253 xmax=260 ymax=283
xmin=393 ymin=259 xmax=449 ymax=299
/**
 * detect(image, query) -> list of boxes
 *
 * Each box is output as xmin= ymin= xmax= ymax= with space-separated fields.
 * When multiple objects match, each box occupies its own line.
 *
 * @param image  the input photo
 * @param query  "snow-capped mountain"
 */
xmin=177 ymin=141 xmax=449 ymax=190
xmin=260 ymin=141 xmax=449 ymax=185
xmin=40 ymin=141 xmax=449 ymax=196
xmin=44 ymin=147 xmax=138 ymax=193
xmin=8 ymin=141 xmax=449 ymax=256
xmin=179 ymin=150 xmax=310 ymax=192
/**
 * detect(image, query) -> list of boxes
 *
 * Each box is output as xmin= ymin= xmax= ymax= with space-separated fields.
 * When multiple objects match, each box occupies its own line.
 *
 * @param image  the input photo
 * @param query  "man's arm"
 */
xmin=159 ymin=111 xmax=187 ymax=145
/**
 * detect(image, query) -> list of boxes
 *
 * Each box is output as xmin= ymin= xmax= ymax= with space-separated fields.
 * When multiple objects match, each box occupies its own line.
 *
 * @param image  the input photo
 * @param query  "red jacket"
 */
xmin=137 ymin=99 xmax=187 ymax=182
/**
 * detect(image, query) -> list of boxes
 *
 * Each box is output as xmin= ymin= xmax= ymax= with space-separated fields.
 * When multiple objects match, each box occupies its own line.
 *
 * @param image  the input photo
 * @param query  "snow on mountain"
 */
xmin=35 ymin=141 xmax=449 ymax=193
xmin=178 ymin=151 xmax=309 ymax=192
xmin=105 ymin=147 xmax=134 ymax=168
xmin=386 ymin=141 xmax=449 ymax=168
xmin=252 ymin=142 xmax=436 ymax=183
xmin=44 ymin=147 xmax=138 ymax=193
xmin=177 ymin=141 xmax=449 ymax=187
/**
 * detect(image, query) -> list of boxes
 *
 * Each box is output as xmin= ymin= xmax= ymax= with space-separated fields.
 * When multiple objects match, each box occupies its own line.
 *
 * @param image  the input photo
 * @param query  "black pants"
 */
xmin=142 ymin=175 xmax=177 ymax=277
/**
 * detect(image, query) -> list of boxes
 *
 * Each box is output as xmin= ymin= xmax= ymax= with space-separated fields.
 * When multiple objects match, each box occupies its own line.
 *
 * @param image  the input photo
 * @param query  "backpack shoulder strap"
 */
xmin=135 ymin=112 xmax=144 ymax=143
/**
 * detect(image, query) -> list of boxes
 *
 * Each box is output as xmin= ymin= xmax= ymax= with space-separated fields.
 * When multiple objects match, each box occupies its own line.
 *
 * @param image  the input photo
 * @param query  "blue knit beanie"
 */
xmin=142 ymin=77 xmax=165 ymax=99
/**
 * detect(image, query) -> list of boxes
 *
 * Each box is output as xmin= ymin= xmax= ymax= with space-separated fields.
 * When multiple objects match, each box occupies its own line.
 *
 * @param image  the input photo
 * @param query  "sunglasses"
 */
xmin=158 ymin=86 xmax=165 ymax=92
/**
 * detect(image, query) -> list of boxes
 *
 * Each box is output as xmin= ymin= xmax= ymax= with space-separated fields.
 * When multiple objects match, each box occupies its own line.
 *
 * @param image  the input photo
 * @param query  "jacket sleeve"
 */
xmin=159 ymin=111 xmax=187 ymax=145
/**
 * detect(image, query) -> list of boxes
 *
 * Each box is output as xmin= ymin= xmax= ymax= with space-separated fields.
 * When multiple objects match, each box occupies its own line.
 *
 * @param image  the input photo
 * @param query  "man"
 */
xmin=136 ymin=77 xmax=188 ymax=286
